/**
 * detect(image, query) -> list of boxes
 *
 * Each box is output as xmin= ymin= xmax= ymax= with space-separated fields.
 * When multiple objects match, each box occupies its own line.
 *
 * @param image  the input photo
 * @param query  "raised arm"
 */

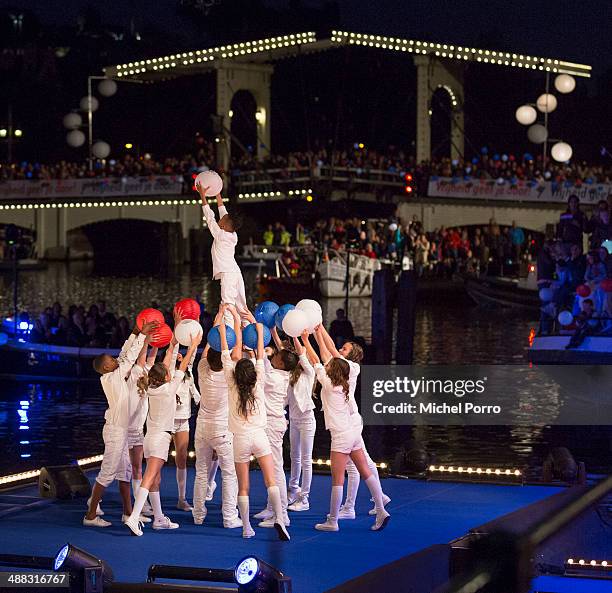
xmin=118 ymin=321 xmax=156 ymax=376
xmin=271 ymin=326 xmax=283 ymax=351
xmin=255 ymin=322 xmax=265 ymax=361
xmin=313 ymin=325 xmax=332 ymax=364
xmin=146 ymin=346 xmax=159 ymax=369
xmin=226 ymin=305 xmax=243 ymax=361
xmin=163 ymin=335 xmax=179 ymax=371
xmin=293 ymin=335 xmax=305 ymax=356
xmin=216 ymin=193 xmax=228 ymax=219
xmin=197 ymin=182 xmax=222 ymax=239
xmin=319 ymin=324 xmax=342 ymax=358
xmin=135 ymin=336 xmax=149 ymax=368
xmin=301 ymin=331 xmax=320 ymax=366
xmin=179 ymin=332 xmax=202 ymax=374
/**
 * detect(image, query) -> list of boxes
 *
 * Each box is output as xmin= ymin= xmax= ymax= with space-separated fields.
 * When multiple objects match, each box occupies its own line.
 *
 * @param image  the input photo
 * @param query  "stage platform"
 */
xmin=0 ymin=467 xmax=569 ymax=592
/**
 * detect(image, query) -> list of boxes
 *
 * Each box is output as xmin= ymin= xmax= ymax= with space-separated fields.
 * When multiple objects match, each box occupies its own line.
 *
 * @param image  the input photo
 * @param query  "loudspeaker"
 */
xmin=38 ymin=465 xmax=91 ymax=499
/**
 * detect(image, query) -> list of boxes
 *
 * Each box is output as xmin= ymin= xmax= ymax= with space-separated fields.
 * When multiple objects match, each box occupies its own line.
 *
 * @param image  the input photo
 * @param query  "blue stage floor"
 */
xmin=0 ymin=468 xmax=564 ymax=592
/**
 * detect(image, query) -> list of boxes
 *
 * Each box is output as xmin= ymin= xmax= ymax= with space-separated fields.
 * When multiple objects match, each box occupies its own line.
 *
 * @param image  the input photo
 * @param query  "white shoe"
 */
xmin=315 ymin=515 xmax=339 ymax=532
xmin=338 ymin=505 xmax=355 ymax=520
xmin=86 ymin=497 xmax=104 ymax=516
xmin=141 ymin=502 xmax=154 ymax=517
xmin=177 ymin=499 xmax=193 ymax=511
xmin=288 ymin=497 xmax=309 ymax=512
xmin=258 ymin=518 xmax=275 ymax=528
xmin=192 ymin=510 xmax=207 ymax=525
xmin=243 ymin=525 xmax=255 ymax=538
xmin=122 ymin=514 xmax=151 ymax=524
xmin=369 ymin=494 xmax=392 ymax=515
xmin=83 ymin=515 xmax=111 ymax=528
xmin=224 ymin=517 xmax=243 ymax=529
xmin=153 ymin=516 xmax=179 ymax=530
xmin=254 ymin=508 xmax=274 ymax=520
xmin=371 ymin=509 xmax=390 ymax=531
xmin=205 ymin=481 xmax=217 ymax=502
xmin=124 ymin=516 xmax=143 ymax=536
xmin=287 ymin=488 xmax=301 ymax=505
xmin=274 ymin=521 xmax=290 ymax=541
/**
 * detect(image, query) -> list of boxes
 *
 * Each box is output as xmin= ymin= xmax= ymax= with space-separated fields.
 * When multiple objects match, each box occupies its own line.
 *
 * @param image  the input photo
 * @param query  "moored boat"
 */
xmin=528 ymin=335 xmax=612 ymax=364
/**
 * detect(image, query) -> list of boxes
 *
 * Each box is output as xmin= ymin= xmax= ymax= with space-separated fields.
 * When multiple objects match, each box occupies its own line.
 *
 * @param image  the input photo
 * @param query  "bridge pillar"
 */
xmin=36 ymin=208 xmax=67 ymax=259
xmin=215 ymin=62 xmax=274 ymax=173
xmin=414 ymin=56 xmax=465 ymax=163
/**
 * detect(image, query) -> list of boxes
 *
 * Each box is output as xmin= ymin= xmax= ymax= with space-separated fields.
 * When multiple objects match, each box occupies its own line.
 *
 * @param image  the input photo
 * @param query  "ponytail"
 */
xmin=138 ymin=362 xmax=168 ymax=396
xmin=137 ymin=374 xmax=149 ymax=397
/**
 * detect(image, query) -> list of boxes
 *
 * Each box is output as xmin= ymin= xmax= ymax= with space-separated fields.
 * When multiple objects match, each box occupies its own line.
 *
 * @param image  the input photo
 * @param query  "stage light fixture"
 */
xmin=54 ymin=543 xmax=114 ymax=592
xmin=234 ymin=556 xmax=290 ymax=592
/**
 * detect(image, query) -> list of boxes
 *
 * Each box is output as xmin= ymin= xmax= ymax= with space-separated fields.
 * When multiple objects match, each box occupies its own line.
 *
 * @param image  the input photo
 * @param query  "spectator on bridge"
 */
xmin=587 ymin=200 xmax=612 ymax=249
xmin=263 ymin=224 xmax=274 ymax=246
xmin=557 ymin=195 xmax=586 ymax=246
xmin=509 ymin=221 xmax=525 ymax=262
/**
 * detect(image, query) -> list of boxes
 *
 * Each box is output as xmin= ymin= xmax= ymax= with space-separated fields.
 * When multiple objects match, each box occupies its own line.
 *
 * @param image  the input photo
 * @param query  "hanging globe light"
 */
xmin=66 ymin=129 xmax=86 ymax=147
xmin=92 ymin=141 xmax=111 ymax=159
xmin=63 ymin=112 xmax=83 ymax=130
xmin=80 ymin=95 xmax=99 ymax=113
xmin=515 ymin=105 xmax=537 ymax=125
xmin=98 ymin=79 xmax=118 ymax=97
xmin=527 ymin=124 xmax=548 ymax=144
xmin=536 ymin=93 xmax=558 ymax=113
xmin=554 ymin=74 xmax=576 ymax=94
xmin=551 ymin=142 xmax=572 ymax=162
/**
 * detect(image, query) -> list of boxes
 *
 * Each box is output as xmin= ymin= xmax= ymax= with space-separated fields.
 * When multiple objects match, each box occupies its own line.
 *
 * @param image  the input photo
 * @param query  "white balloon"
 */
xmin=551 ymin=142 xmax=573 ymax=163
xmin=98 ymin=79 xmax=118 ymax=97
xmin=303 ymin=307 xmax=322 ymax=333
xmin=175 ymin=319 xmax=203 ymax=346
xmin=515 ymin=105 xmax=537 ymax=126
xmin=527 ymin=124 xmax=548 ymax=144
xmin=558 ymin=311 xmax=573 ymax=326
xmin=554 ymin=74 xmax=575 ymax=94
xmin=80 ymin=95 xmax=99 ymax=113
xmin=66 ymin=129 xmax=85 ymax=147
xmin=296 ymin=299 xmax=322 ymax=315
xmin=281 ymin=309 xmax=309 ymax=337
xmin=63 ymin=113 xmax=82 ymax=130
xmin=389 ymin=223 xmax=398 ymax=232
xmin=195 ymin=170 xmax=223 ymax=196
xmin=536 ymin=93 xmax=557 ymax=113
xmin=92 ymin=141 xmax=110 ymax=159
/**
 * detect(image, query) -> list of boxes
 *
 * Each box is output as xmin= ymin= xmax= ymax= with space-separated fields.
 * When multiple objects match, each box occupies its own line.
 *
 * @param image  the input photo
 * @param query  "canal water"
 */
xmin=0 ymin=263 xmax=610 ymax=476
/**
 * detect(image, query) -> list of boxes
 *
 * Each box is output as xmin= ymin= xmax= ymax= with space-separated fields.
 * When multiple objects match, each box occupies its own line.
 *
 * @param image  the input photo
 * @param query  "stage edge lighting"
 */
xmin=235 ymin=556 xmax=290 ymax=593
xmin=54 ymin=544 xmax=114 ymax=593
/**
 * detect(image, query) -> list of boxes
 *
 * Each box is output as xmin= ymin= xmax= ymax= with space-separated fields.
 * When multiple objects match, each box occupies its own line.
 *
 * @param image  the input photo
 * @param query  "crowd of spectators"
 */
xmin=23 ymin=299 xmax=213 ymax=348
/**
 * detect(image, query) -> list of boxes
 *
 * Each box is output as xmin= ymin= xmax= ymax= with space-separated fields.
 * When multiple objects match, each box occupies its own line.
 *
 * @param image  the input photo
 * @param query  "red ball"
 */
xmin=174 ymin=298 xmax=201 ymax=321
xmin=601 ymin=279 xmax=612 ymax=293
xmin=576 ymin=284 xmax=591 ymax=298
xmin=136 ymin=308 xmax=164 ymax=330
xmin=150 ymin=323 xmax=173 ymax=348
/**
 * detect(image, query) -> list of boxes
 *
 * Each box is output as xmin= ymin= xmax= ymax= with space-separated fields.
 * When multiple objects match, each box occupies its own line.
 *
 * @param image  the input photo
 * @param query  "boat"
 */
xmin=236 ymin=243 xmax=283 ymax=269
xmin=463 ymin=264 xmax=540 ymax=312
xmin=0 ymin=258 xmax=48 ymax=272
xmin=318 ymin=249 xmax=382 ymax=298
xmin=528 ymin=335 xmax=612 ymax=364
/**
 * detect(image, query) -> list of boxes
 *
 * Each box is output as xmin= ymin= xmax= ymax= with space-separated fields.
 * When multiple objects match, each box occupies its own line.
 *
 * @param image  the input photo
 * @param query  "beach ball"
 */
xmin=174 ymin=319 xmax=202 ymax=347
xmin=150 ymin=323 xmax=173 ymax=349
xmin=195 ymin=170 xmax=223 ymax=196
xmin=174 ymin=298 xmax=200 ymax=321
xmin=242 ymin=323 xmax=271 ymax=350
xmin=576 ymin=284 xmax=591 ymax=298
xmin=275 ymin=304 xmax=295 ymax=331
xmin=254 ymin=301 xmax=279 ymax=328
xmin=282 ymin=309 xmax=309 ymax=338
xmin=558 ymin=311 xmax=574 ymax=326
xmin=207 ymin=324 xmax=236 ymax=352
xmin=600 ymin=279 xmax=612 ymax=293
xmin=136 ymin=308 xmax=164 ymax=330
xmin=539 ymin=287 xmax=554 ymax=302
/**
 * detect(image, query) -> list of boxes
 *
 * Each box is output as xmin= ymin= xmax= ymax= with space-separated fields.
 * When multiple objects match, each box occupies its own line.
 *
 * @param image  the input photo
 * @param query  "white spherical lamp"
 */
xmin=80 ymin=95 xmax=99 ymax=113
xmin=515 ymin=105 xmax=537 ymax=125
xmin=63 ymin=113 xmax=82 ymax=130
xmin=92 ymin=141 xmax=111 ymax=159
xmin=66 ymin=129 xmax=86 ymax=147
xmin=554 ymin=74 xmax=575 ymax=94
xmin=551 ymin=142 xmax=573 ymax=163
xmin=195 ymin=170 xmax=223 ymax=196
xmin=527 ymin=124 xmax=548 ymax=144
xmin=536 ymin=93 xmax=557 ymax=113
xmin=98 ymin=79 xmax=118 ymax=97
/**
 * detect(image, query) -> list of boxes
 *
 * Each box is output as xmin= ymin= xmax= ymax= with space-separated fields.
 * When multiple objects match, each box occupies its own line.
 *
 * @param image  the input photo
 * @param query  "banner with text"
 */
xmin=0 ymin=176 xmax=184 ymax=200
xmin=427 ymin=177 xmax=612 ymax=205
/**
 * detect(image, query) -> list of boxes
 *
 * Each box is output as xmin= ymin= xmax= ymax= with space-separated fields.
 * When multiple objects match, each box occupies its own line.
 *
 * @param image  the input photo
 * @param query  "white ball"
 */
xmin=195 ymin=170 xmax=223 ymax=196
xmin=554 ymin=74 xmax=575 ymax=94
xmin=295 ymin=299 xmax=322 ymax=315
xmin=303 ymin=307 xmax=322 ymax=333
xmin=551 ymin=142 xmax=573 ymax=163
xmin=536 ymin=93 xmax=557 ymax=113
xmin=80 ymin=95 xmax=99 ymax=113
xmin=558 ymin=311 xmax=573 ymax=326
xmin=515 ymin=105 xmax=537 ymax=125
xmin=66 ymin=129 xmax=85 ymax=147
xmin=175 ymin=319 xmax=203 ymax=346
xmin=389 ymin=223 xmax=398 ymax=232
xmin=98 ymin=79 xmax=118 ymax=97
xmin=63 ymin=113 xmax=82 ymax=130
xmin=92 ymin=141 xmax=110 ymax=159
xmin=527 ymin=124 xmax=548 ymax=144
xmin=281 ymin=309 xmax=309 ymax=337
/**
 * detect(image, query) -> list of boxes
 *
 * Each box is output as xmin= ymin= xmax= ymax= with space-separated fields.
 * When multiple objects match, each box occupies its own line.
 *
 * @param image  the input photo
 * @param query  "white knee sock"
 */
xmin=267 ymin=486 xmax=284 ymax=524
xmin=207 ymin=458 xmax=219 ymax=490
xmin=364 ymin=475 xmax=384 ymax=512
xmin=344 ymin=465 xmax=360 ymax=509
xmin=130 ymin=487 xmax=149 ymax=521
xmin=176 ymin=468 xmax=187 ymax=501
xmin=237 ymin=496 xmax=251 ymax=530
xmin=329 ymin=485 xmax=343 ymax=521
xmin=149 ymin=491 xmax=164 ymax=522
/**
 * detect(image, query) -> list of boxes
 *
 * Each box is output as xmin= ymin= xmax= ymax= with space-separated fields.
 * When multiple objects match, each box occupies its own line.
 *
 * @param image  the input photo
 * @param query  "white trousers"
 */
xmin=288 ymin=418 xmax=315 ymax=497
xmin=193 ymin=423 xmax=239 ymax=524
xmin=96 ymin=424 xmax=131 ymax=487
xmin=219 ymin=271 xmax=247 ymax=326
xmin=266 ymin=424 xmax=288 ymax=513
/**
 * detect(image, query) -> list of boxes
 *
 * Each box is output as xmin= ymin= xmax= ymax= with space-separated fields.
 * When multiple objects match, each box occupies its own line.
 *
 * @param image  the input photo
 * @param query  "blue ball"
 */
xmin=242 ymin=323 xmax=271 ymax=350
xmin=275 ymin=304 xmax=295 ymax=331
xmin=0 ymin=332 xmax=7 ymax=346
xmin=207 ymin=324 xmax=236 ymax=352
xmin=472 ymin=156 xmax=479 ymax=164
xmin=254 ymin=301 xmax=279 ymax=328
